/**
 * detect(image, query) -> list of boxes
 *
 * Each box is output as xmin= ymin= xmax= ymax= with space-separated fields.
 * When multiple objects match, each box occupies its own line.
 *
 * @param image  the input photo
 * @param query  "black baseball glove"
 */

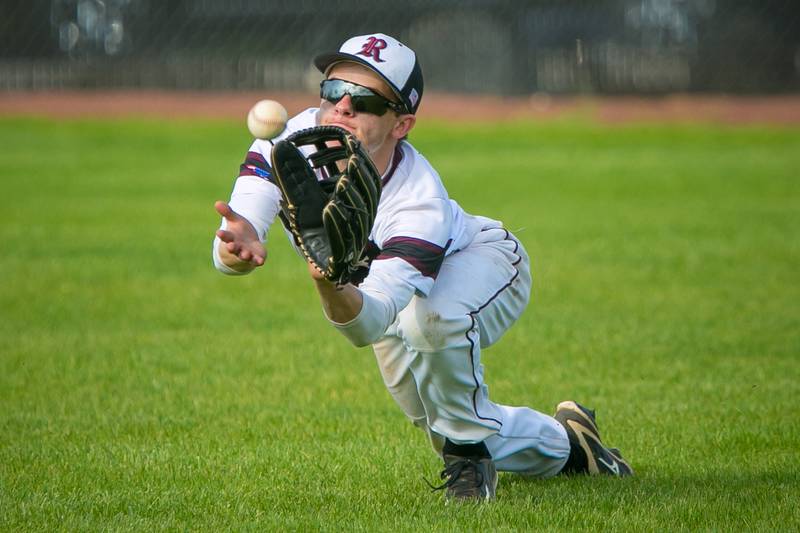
xmin=270 ymin=126 xmax=382 ymax=285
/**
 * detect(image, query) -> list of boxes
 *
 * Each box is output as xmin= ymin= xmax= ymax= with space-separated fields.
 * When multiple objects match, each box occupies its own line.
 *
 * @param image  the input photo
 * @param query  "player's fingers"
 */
xmin=225 ymin=241 xmax=241 ymax=255
xmin=242 ymin=250 xmax=267 ymax=267
xmin=245 ymin=243 xmax=267 ymax=264
xmin=216 ymin=229 xmax=235 ymax=243
xmin=214 ymin=200 xmax=240 ymax=222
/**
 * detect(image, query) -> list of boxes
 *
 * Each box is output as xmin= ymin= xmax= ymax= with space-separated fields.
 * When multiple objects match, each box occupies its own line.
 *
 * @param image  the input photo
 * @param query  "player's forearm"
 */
xmin=314 ymin=279 xmax=363 ymax=324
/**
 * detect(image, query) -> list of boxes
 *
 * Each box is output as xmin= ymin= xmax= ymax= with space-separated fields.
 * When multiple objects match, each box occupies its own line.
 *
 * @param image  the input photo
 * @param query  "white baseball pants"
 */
xmin=372 ymin=227 xmax=570 ymax=477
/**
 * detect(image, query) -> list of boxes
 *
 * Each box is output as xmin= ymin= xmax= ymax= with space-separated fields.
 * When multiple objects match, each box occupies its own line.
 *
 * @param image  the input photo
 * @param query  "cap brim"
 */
xmin=314 ymin=52 xmax=405 ymax=109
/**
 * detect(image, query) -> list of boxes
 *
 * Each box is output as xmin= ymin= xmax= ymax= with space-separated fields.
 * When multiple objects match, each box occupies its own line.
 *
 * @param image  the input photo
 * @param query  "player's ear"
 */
xmin=391 ymin=114 xmax=416 ymax=140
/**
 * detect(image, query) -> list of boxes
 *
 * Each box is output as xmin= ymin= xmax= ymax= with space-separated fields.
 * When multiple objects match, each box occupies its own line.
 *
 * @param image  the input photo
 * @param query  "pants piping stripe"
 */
xmin=465 ymin=229 xmax=522 ymax=429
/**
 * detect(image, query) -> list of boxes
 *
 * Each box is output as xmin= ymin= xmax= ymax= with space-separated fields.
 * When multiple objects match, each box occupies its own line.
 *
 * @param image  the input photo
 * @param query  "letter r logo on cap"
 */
xmin=358 ymin=36 xmax=387 ymax=63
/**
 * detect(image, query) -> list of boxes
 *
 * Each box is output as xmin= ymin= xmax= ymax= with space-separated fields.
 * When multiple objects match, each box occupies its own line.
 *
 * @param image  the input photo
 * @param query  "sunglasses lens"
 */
xmin=321 ymin=79 xmax=392 ymax=116
xmin=320 ymin=80 xmax=345 ymax=102
xmin=352 ymin=96 xmax=388 ymax=116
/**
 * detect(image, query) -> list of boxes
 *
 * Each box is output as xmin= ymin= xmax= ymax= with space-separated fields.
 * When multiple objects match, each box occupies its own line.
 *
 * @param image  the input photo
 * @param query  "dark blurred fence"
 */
xmin=1 ymin=0 xmax=798 ymax=94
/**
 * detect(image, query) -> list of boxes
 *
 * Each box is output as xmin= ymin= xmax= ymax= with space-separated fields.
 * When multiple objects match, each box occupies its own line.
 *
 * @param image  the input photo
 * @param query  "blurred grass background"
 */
xmin=1 ymin=116 xmax=798 ymax=530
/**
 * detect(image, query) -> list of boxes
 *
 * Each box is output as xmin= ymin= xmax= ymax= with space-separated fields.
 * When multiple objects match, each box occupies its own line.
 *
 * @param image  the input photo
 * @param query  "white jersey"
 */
xmin=213 ymin=107 xmax=501 ymax=345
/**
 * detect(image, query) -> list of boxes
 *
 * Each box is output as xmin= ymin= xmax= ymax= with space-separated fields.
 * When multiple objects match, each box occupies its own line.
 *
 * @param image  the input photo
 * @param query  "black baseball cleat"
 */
xmin=427 ymin=440 xmax=497 ymax=502
xmin=431 ymin=455 xmax=498 ymax=502
xmin=554 ymin=401 xmax=633 ymax=477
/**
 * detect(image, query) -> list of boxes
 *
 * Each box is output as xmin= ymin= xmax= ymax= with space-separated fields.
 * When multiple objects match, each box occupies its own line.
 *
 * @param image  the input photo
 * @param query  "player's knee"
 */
xmin=397 ymin=297 xmax=469 ymax=352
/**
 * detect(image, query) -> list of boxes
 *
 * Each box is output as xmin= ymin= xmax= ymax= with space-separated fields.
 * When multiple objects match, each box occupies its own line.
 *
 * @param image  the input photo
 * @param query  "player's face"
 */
xmin=319 ymin=63 xmax=413 ymax=160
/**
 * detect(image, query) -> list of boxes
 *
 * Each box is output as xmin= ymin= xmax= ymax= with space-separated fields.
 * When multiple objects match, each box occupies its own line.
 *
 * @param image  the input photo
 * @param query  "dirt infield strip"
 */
xmin=1 ymin=91 xmax=800 ymax=125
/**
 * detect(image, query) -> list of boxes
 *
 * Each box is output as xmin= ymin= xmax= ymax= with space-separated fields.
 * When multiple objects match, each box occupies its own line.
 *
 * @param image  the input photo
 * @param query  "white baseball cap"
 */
xmin=314 ymin=33 xmax=424 ymax=114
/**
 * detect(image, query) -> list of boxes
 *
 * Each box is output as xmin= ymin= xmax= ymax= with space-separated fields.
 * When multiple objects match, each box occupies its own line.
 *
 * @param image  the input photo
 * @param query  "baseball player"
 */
xmin=212 ymin=33 xmax=632 ymax=501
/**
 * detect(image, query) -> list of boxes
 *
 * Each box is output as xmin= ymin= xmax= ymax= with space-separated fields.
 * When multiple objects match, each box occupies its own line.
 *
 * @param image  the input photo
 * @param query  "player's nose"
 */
xmin=334 ymin=94 xmax=355 ymax=115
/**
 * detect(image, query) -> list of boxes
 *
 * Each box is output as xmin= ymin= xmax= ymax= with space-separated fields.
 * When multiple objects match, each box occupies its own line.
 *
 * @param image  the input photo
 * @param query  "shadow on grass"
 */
xmin=499 ymin=467 xmax=799 ymax=503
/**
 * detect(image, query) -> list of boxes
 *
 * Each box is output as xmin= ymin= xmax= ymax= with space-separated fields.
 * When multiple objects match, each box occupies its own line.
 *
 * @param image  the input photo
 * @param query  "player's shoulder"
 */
xmin=385 ymin=141 xmax=447 ymax=198
xmin=287 ymin=107 xmax=319 ymax=130
xmin=397 ymin=140 xmax=433 ymax=172
xmin=279 ymin=107 xmax=319 ymax=139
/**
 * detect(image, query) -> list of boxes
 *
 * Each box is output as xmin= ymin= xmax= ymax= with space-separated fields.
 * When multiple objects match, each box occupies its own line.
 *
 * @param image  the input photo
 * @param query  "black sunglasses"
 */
xmin=320 ymin=78 xmax=405 ymax=116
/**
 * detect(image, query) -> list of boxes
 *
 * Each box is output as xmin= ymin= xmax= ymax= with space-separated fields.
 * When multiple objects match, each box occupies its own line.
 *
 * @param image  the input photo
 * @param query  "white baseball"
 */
xmin=246 ymin=99 xmax=288 ymax=140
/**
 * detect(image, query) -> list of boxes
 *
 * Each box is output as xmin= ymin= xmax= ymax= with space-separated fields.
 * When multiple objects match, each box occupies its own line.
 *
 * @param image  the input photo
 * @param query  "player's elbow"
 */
xmin=331 ymin=292 xmax=394 ymax=347
xmin=350 ymin=333 xmax=381 ymax=348
xmin=334 ymin=321 xmax=385 ymax=348
xmin=333 ymin=324 xmax=378 ymax=347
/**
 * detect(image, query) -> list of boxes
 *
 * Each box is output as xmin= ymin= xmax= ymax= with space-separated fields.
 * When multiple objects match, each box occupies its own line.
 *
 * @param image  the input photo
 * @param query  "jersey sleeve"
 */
xmin=329 ymin=197 xmax=453 ymax=346
xmin=370 ymin=196 xmax=453 ymax=295
xmin=230 ymin=144 xmax=283 ymax=242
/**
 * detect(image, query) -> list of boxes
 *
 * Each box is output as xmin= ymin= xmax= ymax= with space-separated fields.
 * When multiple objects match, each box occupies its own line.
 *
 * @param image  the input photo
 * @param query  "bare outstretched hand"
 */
xmin=214 ymin=200 xmax=266 ymax=270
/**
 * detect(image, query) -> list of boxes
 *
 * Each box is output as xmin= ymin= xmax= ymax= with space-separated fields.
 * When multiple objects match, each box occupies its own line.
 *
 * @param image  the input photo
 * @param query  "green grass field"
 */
xmin=1 ymin=115 xmax=798 ymax=531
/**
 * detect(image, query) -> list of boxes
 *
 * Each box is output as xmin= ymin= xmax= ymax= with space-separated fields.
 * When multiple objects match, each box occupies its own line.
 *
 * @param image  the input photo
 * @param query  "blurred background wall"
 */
xmin=1 ymin=0 xmax=798 ymax=94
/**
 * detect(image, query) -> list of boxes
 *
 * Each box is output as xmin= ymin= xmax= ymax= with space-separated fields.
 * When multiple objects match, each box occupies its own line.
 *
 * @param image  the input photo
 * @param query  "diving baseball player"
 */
xmin=212 ymin=33 xmax=632 ymax=501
